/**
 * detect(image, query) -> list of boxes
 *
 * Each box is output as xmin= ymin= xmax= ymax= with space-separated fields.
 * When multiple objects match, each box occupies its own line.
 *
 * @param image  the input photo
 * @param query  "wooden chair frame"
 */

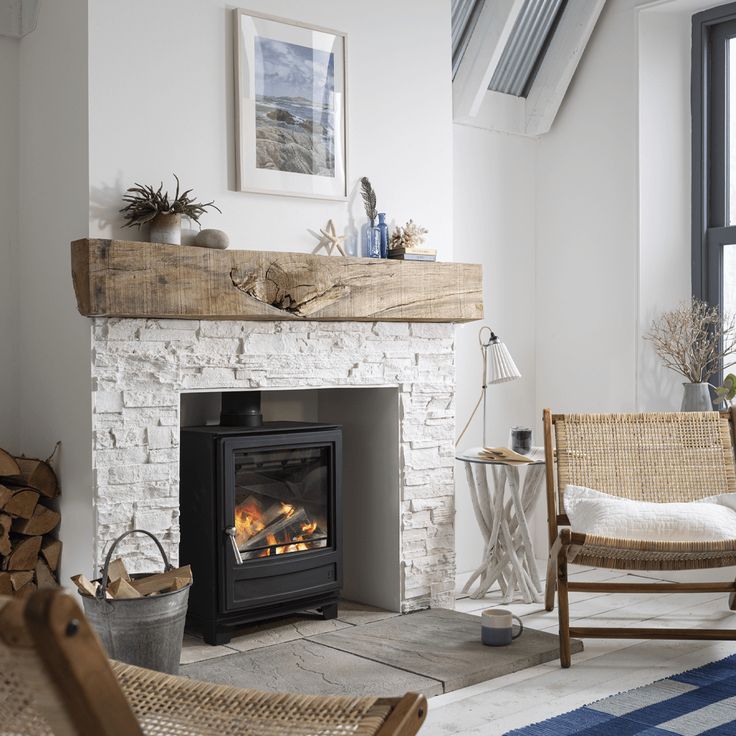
xmin=543 ymin=408 xmax=736 ymax=668
xmin=1 ymin=590 xmax=427 ymax=735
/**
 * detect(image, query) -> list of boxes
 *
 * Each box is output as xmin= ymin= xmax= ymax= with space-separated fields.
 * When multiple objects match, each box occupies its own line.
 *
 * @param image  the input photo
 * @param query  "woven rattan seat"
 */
xmin=543 ymin=409 xmax=736 ymax=668
xmin=0 ymin=591 xmax=426 ymax=736
xmin=568 ymin=534 xmax=736 ymax=571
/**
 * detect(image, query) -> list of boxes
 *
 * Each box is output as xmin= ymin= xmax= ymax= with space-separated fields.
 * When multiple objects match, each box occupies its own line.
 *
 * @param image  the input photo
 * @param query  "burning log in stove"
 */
xmin=234 ymin=496 xmax=326 ymax=559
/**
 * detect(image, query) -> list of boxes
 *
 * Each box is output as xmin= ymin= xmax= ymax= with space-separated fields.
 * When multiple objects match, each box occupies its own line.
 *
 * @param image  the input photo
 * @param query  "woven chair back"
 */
xmin=0 ymin=595 xmax=75 ymax=736
xmin=554 ymin=412 xmax=736 ymax=512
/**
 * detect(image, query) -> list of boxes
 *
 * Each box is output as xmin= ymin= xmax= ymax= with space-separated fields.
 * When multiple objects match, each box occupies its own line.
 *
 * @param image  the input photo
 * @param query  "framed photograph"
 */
xmin=234 ymin=9 xmax=348 ymax=200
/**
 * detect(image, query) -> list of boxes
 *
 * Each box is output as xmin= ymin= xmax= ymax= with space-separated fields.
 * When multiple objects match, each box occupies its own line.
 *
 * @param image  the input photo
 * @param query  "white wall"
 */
xmin=638 ymin=5 xmax=694 ymax=410
xmin=535 ymin=0 xmax=719 ymax=419
xmin=453 ymin=125 xmax=539 ymax=572
xmin=0 ymin=37 xmax=19 ymax=450
xmin=87 ymin=0 xmax=453 ymax=263
xmin=535 ymin=0 xmax=640 ymax=417
xmin=18 ymin=0 xmax=93 ymax=581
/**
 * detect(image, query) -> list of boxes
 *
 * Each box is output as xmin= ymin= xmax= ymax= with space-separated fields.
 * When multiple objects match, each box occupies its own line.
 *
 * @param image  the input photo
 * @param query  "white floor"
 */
xmin=426 ymin=563 xmax=736 ymax=735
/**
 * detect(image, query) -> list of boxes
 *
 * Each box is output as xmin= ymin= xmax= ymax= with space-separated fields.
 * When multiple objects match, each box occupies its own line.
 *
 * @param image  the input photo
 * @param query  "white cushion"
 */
xmin=563 ymin=485 xmax=736 ymax=542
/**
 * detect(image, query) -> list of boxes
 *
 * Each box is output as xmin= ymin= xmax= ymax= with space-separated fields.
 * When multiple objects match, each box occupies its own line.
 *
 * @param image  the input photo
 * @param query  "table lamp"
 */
xmin=479 ymin=327 xmax=521 ymax=447
xmin=456 ymin=326 xmax=521 ymax=448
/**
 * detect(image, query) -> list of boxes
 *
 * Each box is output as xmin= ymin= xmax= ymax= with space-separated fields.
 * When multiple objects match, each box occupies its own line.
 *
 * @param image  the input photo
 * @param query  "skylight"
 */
xmin=452 ymin=0 xmax=485 ymax=80
xmin=488 ymin=0 xmax=567 ymax=97
xmin=452 ymin=0 xmax=602 ymax=136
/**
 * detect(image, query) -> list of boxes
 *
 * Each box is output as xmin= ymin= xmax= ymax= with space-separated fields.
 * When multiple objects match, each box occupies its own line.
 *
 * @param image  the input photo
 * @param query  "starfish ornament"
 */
xmin=312 ymin=219 xmax=346 ymax=257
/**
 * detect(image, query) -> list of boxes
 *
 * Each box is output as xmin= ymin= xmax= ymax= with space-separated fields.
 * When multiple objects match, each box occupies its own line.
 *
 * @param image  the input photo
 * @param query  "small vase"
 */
xmin=149 ymin=213 xmax=181 ymax=245
xmin=377 ymin=212 xmax=389 ymax=258
xmin=368 ymin=225 xmax=381 ymax=258
xmin=681 ymin=382 xmax=712 ymax=412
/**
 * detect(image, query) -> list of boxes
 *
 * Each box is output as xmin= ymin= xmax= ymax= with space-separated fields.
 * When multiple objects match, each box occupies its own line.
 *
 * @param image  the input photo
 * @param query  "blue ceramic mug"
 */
xmin=481 ymin=609 xmax=523 ymax=646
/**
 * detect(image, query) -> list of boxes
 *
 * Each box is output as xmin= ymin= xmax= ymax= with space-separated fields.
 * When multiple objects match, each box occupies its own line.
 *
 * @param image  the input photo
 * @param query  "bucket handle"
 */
xmin=96 ymin=529 xmax=173 ymax=600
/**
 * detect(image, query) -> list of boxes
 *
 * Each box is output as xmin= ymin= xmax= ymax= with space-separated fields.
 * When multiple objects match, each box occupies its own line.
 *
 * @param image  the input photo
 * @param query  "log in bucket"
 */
xmin=80 ymin=529 xmax=190 ymax=675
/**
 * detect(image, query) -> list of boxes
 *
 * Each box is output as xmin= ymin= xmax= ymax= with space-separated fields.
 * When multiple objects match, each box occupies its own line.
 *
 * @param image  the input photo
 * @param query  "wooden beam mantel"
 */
xmin=71 ymin=239 xmax=483 ymax=323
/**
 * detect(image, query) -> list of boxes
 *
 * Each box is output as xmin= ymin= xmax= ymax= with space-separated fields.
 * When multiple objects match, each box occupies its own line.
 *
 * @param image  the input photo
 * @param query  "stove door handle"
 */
xmin=225 ymin=526 xmax=244 ymax=565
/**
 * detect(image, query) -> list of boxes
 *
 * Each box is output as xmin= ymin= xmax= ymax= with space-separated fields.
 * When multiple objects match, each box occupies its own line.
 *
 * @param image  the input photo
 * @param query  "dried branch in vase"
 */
xmin=389 ymin=220 xmax=429 ymax=251
xmin=644 ymin=298 xmax=736 ymax=383
xmin=119 ymin=174 xmax=221 ymax=229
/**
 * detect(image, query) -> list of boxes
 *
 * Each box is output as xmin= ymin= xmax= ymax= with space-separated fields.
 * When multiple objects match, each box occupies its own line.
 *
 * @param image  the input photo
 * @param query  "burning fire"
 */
xmin=234 ymin=498 xmax=324 ymax=558
xmin=235 ymin=501 xmax=265 ymax=539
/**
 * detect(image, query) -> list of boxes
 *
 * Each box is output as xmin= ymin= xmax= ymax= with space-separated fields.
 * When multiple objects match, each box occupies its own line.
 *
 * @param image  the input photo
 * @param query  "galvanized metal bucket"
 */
xmin=80 ymin=529 xmax=190 ymax=675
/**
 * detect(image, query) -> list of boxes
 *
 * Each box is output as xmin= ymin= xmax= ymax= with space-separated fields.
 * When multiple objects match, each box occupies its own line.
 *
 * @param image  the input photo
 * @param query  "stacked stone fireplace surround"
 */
xmin=90 ymin=317 xmax=456 ymax=612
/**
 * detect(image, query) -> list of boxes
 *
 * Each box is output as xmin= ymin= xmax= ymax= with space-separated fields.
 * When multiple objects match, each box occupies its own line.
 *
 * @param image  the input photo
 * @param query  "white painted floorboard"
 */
xmin=426 ymin=563 xmax=736 ymax=736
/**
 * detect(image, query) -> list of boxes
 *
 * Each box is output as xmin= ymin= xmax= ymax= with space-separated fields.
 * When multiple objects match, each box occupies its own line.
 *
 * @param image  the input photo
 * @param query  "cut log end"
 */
xmin=11 ymin=457 xmax=59 ymax=499
xmin=0 ymin=449 xmax=20 ymax=477
xmin=41 ymin=538 xmax=62 ymax=572
xmin=35 ymin=559 xmax=58 ymax=589
xmin=6 ymin=535 xmax=42 ymax=571
xmin=0 ymin=515 xmax=11 ymax=557
xmin=13 ymin=504 xmax=60 ymax=536
xmin=4 ymin=489 xmax=39 ymax=520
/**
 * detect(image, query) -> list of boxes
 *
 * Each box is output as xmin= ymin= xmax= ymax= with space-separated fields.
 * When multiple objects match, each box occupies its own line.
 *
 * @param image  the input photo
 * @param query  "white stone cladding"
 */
xmin=91 ymin=318 xmax=456 ymax=611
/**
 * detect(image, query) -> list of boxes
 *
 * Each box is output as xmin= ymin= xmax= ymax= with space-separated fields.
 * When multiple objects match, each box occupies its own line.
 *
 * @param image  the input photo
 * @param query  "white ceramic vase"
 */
xmin=681 ymin=382 xmax=712 ymax=412
xmin=149 ymin=213 xmax=181 ymax=245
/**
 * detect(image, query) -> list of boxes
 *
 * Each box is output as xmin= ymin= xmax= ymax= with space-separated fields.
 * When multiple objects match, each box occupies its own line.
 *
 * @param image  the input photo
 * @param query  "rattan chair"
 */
xmin=0 ymin=590 xmax=427 ymax=736
xmin=543 ymin=409 xmax=736 ymax=668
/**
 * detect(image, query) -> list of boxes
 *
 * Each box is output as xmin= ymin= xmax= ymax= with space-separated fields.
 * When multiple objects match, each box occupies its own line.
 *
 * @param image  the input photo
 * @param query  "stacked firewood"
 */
xmin=0 ymin=446 xmax=61 ymax=597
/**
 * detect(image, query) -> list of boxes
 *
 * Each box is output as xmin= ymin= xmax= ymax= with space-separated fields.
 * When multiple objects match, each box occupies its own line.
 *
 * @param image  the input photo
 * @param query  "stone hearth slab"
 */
xmin=224 ymin=615 xmax=353 ymax=653
xmin=180 ymin=638 xmax=443 ymax=697
xmin=307 ymin=608 xmax=583 ymax=692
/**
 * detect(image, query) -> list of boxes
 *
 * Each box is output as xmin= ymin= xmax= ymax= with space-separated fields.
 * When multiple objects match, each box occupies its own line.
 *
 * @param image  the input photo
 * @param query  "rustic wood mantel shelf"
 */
xmin=71 ymin=239 xmax=483 ymax=323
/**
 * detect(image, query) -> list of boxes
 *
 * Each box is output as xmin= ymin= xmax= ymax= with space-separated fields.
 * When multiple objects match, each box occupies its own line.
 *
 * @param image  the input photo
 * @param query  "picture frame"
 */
xmin=233 ymin=9 xmax=348 ymax=201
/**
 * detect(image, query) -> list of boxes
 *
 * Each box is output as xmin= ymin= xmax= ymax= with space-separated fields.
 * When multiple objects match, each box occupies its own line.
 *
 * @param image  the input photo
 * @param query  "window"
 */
xmin=488 ymin=0 xmax=567 ymax=97
xmin=451 ymin=0 xmax=485 ymax=80
xmin=692 ymin=4 xmax=736 ymax=356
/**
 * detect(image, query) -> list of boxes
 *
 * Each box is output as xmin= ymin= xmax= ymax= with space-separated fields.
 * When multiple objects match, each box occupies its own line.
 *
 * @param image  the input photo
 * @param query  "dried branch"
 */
xmin=119 ymin=174 xmax=221 ymax=229
xmin=644 ymin=299 xmax=736 ymax=383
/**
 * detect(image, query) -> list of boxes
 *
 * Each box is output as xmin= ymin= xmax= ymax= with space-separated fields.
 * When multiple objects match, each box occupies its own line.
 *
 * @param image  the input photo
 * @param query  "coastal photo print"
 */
xmin=234 ymin=10 xmax=347 ymax=200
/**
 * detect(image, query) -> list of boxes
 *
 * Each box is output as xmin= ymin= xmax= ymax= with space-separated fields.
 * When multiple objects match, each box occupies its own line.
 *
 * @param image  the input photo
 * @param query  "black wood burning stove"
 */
xmin=180 ymin=392 xmax=342 ymax=645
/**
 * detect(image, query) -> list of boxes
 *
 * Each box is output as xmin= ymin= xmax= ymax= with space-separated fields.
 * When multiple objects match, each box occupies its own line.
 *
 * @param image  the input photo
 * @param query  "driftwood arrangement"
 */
xmin=0 ymin=447 xmax=61 ymax=597
xmin=71 ymin=559 xmax=192 ymax=600
xmin=71 ymin=239 xmax=483 ymax=322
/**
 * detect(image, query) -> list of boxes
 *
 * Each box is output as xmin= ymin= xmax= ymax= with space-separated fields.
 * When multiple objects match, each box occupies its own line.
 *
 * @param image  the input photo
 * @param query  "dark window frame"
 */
xmin=692 ymin=4 xmax=736 ymax=308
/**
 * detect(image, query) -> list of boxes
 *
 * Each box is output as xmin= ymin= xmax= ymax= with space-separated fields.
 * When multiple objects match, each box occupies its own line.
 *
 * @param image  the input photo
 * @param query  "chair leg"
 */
xmin=545 ymin=536 xmax=562 ymax=612
xmin=557 ymin=533 xmax=572 ymax=668
xmin=730 ymin=582 xmax=736 ymax=611
xmin=545 ymin=555 xmax=557 ymax=612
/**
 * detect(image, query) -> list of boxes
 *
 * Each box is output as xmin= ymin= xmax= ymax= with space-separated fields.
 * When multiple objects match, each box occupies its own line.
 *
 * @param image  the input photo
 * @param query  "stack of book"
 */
xmin=387 ymin=247 xmax=437 ymax=262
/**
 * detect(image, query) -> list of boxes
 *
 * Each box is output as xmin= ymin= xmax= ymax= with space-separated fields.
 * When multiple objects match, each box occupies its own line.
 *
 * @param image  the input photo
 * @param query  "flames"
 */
xmin=234 ymin=499 xmax=324 ymax=558
xmin=234 ymin=501 xmax=265 ymax=539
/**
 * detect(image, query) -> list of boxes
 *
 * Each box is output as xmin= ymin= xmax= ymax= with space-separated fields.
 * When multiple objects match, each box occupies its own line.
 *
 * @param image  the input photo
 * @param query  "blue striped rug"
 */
xmin=505 ymin=654 xmax=736 ymax=735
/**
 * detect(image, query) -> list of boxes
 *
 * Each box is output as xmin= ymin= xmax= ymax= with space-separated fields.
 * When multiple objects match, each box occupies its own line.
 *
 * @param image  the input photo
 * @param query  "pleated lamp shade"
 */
xmin=486 ymin=334 xmax=521 ymax=384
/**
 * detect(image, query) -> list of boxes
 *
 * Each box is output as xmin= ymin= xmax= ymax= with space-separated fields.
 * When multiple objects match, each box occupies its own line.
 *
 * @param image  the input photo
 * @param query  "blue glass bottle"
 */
xmin=367 ymin=224 xmax=381 ymax=258
xmin=377 ymin=213 xmax=389 ymax=258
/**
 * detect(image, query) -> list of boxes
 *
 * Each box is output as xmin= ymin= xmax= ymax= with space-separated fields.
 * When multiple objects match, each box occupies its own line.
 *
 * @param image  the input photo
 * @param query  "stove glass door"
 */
xmin=231 ymin=445 xmax=330 ymax=560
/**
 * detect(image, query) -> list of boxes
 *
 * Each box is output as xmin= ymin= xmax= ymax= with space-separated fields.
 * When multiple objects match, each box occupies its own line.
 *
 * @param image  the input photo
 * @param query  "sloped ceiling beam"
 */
xmin=453 ymin=0 xmax=606 ymax=137
xmin=524 ymin=0 xmax=605 ymax=135
xmin=0 ymin=0 xmax=39 ymax=39
xmin=454 ymin=0 xmax=526 ymax=119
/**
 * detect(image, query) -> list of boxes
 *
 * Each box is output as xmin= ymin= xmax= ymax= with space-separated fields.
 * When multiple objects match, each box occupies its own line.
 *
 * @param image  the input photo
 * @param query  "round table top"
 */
xmin=455 ymin=446 xmax=545 ymax=466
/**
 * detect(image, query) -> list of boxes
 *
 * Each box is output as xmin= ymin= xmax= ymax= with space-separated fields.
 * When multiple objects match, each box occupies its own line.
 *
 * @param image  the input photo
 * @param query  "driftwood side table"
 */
xmin=456 ymin=448 xmax=546 ymax=603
